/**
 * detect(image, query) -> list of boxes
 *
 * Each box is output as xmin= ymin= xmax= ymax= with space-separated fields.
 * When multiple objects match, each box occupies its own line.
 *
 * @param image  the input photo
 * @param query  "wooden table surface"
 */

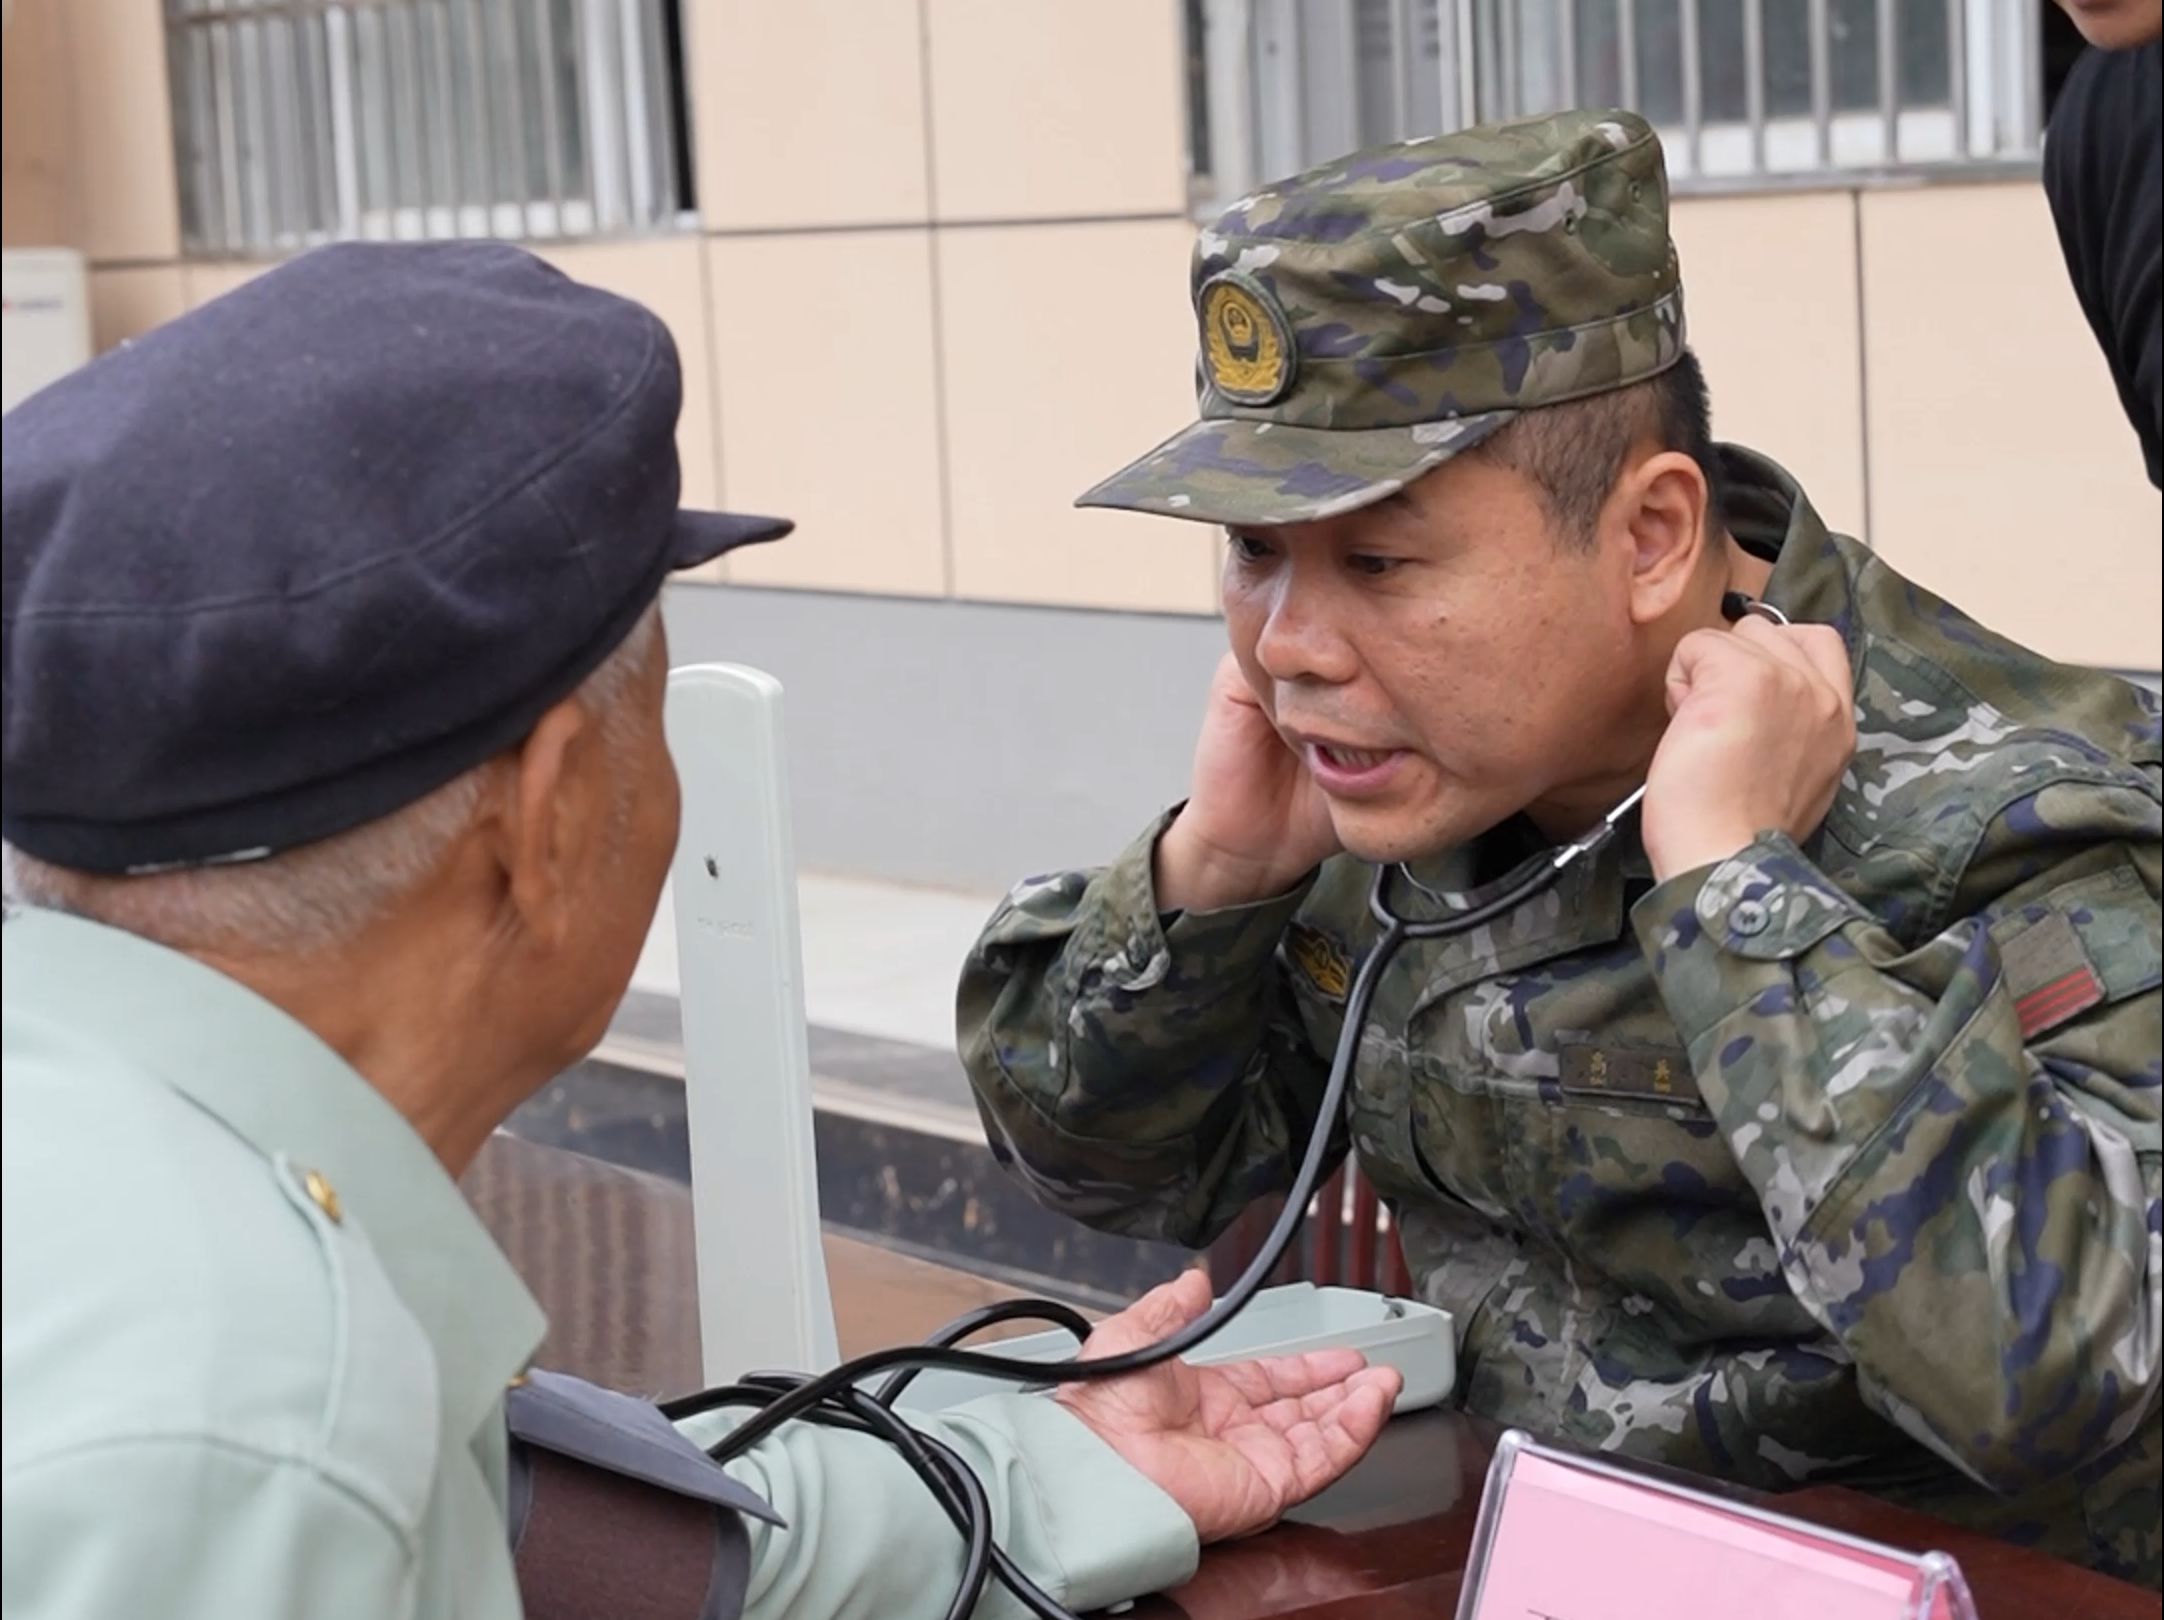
xmin=464 ymin=1132 xmax=2151 ymax=1617
xmin=462 ymin=1129 xmax=1060 ymax=1392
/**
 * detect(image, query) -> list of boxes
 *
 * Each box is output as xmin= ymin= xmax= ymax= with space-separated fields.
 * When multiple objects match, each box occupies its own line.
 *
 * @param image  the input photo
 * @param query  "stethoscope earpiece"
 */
xmin=1721 ymin=589 xmax=1792 ymax=627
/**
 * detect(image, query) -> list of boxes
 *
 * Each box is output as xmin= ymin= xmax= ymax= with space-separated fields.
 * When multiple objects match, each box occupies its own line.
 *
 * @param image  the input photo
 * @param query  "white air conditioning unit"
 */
xmin=1 ymin=248 xmax=92 ymax=413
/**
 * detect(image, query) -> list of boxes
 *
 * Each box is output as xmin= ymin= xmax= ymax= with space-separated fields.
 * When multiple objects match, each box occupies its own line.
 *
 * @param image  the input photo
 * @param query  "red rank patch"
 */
xmin=2014 ymin=966 xmax=2106 ymax=1039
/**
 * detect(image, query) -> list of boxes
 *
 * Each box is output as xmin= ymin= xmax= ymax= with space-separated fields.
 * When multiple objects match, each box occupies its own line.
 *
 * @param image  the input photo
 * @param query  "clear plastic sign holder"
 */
xmin=1456 ymin=1430 xmax=1978 ymax=1620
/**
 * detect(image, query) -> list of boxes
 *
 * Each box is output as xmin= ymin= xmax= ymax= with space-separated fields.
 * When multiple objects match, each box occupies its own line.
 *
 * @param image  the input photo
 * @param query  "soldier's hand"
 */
xmin=1155 ymin=654 xmax=1342 ymax=911
xmin=1055 ymin=1270 xmax=1401 ymax=1544
xmin=1643 ymin=615 xmax=1857 ymax=882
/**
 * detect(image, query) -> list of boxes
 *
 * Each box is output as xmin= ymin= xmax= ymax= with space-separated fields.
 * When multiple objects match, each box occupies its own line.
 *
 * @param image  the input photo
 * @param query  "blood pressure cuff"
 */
xmin=506 ymin=1369 xmax=785 ymax=1620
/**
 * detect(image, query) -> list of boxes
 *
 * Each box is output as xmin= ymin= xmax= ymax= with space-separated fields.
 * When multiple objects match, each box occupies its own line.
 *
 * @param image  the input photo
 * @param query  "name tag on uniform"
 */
xmin=1457 ymin=1432 xmax=1977 ymax=1620
xmin=1558 ymin=1043 xmax=1703 ymax=1108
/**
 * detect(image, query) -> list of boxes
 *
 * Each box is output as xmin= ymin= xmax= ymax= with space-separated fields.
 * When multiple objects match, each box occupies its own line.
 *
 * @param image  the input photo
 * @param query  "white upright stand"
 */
xmin=665 ymin=664 xmax=840 ymax=1383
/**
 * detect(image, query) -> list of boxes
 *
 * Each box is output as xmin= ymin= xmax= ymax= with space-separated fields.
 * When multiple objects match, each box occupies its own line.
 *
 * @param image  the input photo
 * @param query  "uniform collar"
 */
xmin=2 ymin=905 xmax=546 ymax=1442
xmin=1717 ymin=442 xmax=1868 ymax=676
xmin=1388 ymin=824 xmax=1645 ymax=1007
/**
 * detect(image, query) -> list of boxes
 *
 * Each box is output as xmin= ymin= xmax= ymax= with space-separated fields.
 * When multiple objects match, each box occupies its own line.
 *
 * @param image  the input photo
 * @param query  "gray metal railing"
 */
xmin=165 ymin=0 xmax=687 ymax=259
xmin=1191 ymin=0 xmax=2044 ymax=208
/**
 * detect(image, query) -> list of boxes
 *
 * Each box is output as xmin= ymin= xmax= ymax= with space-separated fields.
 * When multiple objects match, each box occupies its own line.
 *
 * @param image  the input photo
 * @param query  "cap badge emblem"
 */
xmin=1199 ymin=272 xmax=1297 ymax=406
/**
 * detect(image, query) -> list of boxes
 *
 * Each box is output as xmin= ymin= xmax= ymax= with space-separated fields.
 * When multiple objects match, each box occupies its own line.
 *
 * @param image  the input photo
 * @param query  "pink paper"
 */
xmin=1470 ymin=1453 xmax=1926 ymax=1620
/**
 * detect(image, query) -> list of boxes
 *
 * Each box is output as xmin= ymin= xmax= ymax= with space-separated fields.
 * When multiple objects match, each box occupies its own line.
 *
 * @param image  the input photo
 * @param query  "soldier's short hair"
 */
xmin=1479 ymin=350 xmax=1725 ymax=548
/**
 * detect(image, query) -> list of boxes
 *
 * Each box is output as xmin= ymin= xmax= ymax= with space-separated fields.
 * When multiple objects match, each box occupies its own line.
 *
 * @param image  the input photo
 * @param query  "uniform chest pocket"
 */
xmin=1537 ymin=1038 xmax=1757 ymax=1248
xmin=1390 ymin=1047 xmax=1744 ymax=1245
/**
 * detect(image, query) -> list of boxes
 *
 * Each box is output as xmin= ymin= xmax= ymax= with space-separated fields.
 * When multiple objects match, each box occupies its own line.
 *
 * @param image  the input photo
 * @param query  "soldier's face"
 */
xmin=2053 ymin=0 xmax=2161 ymax=47
xmin=1222 ymin=453 xmax=1667 ymax=862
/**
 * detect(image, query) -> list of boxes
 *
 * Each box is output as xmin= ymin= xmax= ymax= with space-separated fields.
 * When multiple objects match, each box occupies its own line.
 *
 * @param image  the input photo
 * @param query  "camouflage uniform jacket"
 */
xmin=959 ymin=446 xmax=2163 ymax=1586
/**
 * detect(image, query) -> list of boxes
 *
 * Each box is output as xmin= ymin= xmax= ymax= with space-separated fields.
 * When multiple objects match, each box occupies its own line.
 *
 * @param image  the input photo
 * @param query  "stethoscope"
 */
xmin=663 ymin=590 xmax=1792 ymax=1620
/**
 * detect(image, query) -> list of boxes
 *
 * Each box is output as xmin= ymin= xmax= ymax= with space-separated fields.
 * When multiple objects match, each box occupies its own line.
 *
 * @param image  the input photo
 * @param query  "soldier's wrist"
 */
xmin=1154 ymin=812 xmax=1309 ymax=914
xmin=1644 ymin=817 xmax=1762 ymax=886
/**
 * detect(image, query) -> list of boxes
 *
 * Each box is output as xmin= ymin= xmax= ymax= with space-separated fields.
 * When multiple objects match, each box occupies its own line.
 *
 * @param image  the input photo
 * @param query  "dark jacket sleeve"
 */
xmin=1633 ymin=759 xmax=2163 ymax=1495
xmin=2045 ymin=43 xmax=2162 ymax=489
xmin=956 ymin=812 xmax=1342 ymax=1250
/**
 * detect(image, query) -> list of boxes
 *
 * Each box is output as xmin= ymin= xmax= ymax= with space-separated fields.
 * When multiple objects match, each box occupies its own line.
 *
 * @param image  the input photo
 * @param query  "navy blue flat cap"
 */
xmin=1 ymin=241 xmax=790 ymax=874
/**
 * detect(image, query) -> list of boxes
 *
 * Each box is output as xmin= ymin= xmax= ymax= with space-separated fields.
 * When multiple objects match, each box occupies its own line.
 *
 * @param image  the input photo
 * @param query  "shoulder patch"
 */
xmin=2000 ymin=911 xmax=2107 ymax=1039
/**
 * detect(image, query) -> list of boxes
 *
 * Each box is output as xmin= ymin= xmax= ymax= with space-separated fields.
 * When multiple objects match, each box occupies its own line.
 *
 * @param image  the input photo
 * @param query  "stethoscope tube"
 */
xmin=666 ymin=907 xmax=1411 ymax=1430
xmin=662 ymin=850 xmax=1570 ymax=1620
xmin=662 ymin=591 xmax=1791 ymax=1618
xmin=666 ymin=914 xmax=1420 ymax=1620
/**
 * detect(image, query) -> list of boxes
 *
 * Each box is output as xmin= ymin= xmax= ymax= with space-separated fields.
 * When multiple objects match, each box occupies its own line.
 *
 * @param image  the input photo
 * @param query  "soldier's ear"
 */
xmin=1613 ymin=448 xmax=1712 ymax=626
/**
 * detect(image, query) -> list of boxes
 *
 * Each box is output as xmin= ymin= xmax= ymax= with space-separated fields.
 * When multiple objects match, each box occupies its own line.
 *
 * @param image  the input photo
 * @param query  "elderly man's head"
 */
xmin=7 ymin=605 xmax=676 ymax=1145
xmin=2 ymin=245 xmax=788 ymax=1167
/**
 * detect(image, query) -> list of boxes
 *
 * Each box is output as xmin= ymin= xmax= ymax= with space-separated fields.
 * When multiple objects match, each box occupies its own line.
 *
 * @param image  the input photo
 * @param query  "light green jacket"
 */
xmin=1 ymin=908 xmax=1197 ymax=1619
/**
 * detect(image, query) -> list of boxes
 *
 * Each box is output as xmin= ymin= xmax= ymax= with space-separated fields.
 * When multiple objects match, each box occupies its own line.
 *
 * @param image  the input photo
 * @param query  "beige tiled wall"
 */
xmin=180 ymin=261 xmax=268 ymax=309
xmin=688 ymin=0 xmax=1207 ymax=612
xmin=1860 ymin=185 xmax=2161 ymax=670
xmin=11 ymin=7 xmax=2160 ymax=668
xmin=1 ymin=0 xmax=180 ymax=260
xmin=1 ymin=0 xmax=74 ymax=247
xmin=1670 ymin=192 xmax=1867 ymax=540
xmin=66 ymin=0 xmax=182 ymax=263
xmin=924 ymin=0 xmax=1189 ymax=221
xmin=938 ymin=218 xmax=1213 ymax=612
xmin=88 ymin=265 xmax=185 ymax=351
xmin=687 ymin=0 xmax=931 ymax=231
xmin=705 ymin=231 xmax=947 ymax=597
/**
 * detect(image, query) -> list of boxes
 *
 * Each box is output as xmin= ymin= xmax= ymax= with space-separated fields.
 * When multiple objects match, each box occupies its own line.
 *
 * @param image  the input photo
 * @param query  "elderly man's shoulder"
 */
xmin=1 ymin=1000 xmax=440 ymax=1501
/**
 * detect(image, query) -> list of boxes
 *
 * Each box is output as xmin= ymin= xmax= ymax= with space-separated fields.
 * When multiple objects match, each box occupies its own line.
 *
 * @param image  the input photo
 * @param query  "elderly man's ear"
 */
xmin=479 ymin=695 xmax=616 ymax=953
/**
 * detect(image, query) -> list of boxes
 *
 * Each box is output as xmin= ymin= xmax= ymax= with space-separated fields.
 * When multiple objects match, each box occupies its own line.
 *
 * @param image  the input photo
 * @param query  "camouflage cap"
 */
xmin=1080 ymin=108 xmax=1686 ymax=527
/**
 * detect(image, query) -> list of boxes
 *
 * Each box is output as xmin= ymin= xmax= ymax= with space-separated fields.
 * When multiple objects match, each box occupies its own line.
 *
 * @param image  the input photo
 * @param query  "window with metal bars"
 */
xmin=1190 ymin=0 xmax=2047 ymax=210
xmin=165 ymin=0 xmax=694 ymax=260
